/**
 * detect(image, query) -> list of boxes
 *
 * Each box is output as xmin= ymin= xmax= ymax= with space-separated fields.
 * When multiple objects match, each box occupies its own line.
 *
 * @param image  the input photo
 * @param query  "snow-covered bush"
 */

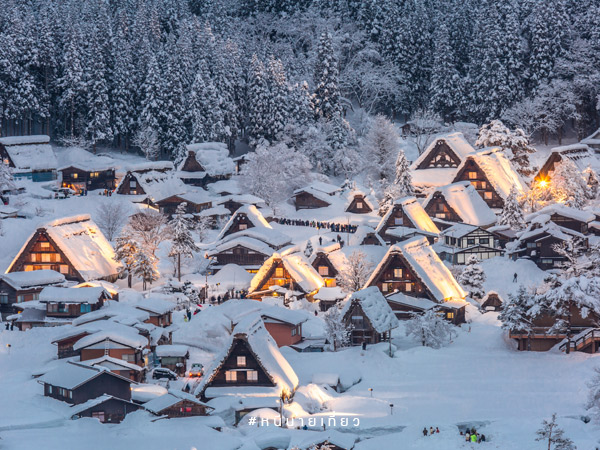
xmin=405 ymin=310 xmax=456 ymax=349
xmin=458 ymin=255 xmax=486 ymax=301
xmin=335 ymin=250 xmax=373 ymax=293
xmin=324 ymin=306 xmax=351 ymax=351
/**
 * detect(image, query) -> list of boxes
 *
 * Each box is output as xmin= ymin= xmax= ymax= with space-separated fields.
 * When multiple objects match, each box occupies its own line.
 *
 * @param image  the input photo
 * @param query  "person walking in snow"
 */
xmin=435 ymin=427 xmax=439 ymax=433
xmin=471 ymin=433 xmax=477 ymax=443
xmin=319 ymin=236 xmax=323 ymax=246
xmin=513 ymin=273 xmax=518 ymax=282
xmin=422 ymin=428 xmax=428 ymax=437
xmin=429 ymin=427 xmax=434 ymax=435
xmin=465 ymin=432 xmax=471 ymax=442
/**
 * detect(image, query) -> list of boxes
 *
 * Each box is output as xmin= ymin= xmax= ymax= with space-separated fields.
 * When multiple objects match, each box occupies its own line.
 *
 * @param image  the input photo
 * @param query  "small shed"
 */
xmin=143 ymin=390 xmax=213 ymax=418
xmin=69 ymin=394 xmax=142 ymax=423
xmin=480 ymin=291 xmax=504 ymax=312
xmin=155 ymin=344 xmax=190 ymax=376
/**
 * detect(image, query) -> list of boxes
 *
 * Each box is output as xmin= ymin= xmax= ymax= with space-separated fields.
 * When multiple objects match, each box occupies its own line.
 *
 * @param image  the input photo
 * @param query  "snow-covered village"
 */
xmin=1 ymin=1 xmax=600 ymax=449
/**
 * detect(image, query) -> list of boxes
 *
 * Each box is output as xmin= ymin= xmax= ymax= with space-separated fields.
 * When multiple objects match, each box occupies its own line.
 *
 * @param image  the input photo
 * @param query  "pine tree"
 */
xmin=134 ymin=249 xmax=159 ymax=291
xmin=304 ymin=240 xmax=314 ymax=257
xmin=458 ymin=255 xmax=486 ymax=301
xmin=247 ymin=55 xmax=271 ymax=146
xmin=266 ymin=56 xmax=290 ymax=141
xmin=586 ymin=367 xmax=600 ymax=423
xmin=57 ymin=30 xmax=86 ymax=137
xmin=159 ymin=49 xmax=188 ymax=162
xmin=114 ymin=236 xmax=139 ymax=288
xmin=111 ymin=30 xmax=136 ymax=150
xmin=499 ymin=286 xmax=533 ymax=333
xmin=583 ymin=166 xmax=599 ymax=200
xmin=405 ymin=309 xmax=456 ymax=349
xmin=430 ymin=20 xmax=462 ymax=119
xmin=393 ymin=149 xmax=414 ymax=198
xmin=314 ymin=32 xmax=341 ymax=121
xmin=139 ymin=53 xmax=163 ymax=155
xmin=548 ymin=159 xmax=588 ymax=208
xmin=499 ymin=186 xmax=525 ymax=230
xmin=169 ymin=203 xmax=199 ymax=281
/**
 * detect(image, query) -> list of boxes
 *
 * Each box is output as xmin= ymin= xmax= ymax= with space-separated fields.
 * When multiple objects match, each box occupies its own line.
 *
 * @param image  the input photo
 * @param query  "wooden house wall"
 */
xmin=157 ymin=196 xmax=212 ymax=217
xmin=60 ymin=167 xmax=115 ymax=192
xmin=311 ymin=253 xmax=338 ymax=281
xmin=547 ymin=213 xmax=589 ymax=234
xmin=158 ymin=400 xmax=209 ymax=418
xmin=214 ymin=245 xmax=269 ymax=267
xmin=207 ymin=339 xmax=273 ymax=387
xmin=481 ymin=294 xmax=502 ymax=311
xmin=80 ymin=347 xmax=144 ymax=366
xmin=46 ymin=299 xmax=103 ymax=318
xmin=56 ymin=333 xmax=88 ymax=358
xmin=343 ymin=302 xmax=383 ymax=345
xmin=453 ymin=159 xmax=504 ymax=208
xmin=346 ymin=195 xmax=372 ymax=214
xmin=223 ymin=213 xmax=256 ymax=238
xmin=263 ymin=322 xmax=302 ymax=347
xmin=180 ymin=152 xmax=205 ymax=172
xmin=378 ymin=205 xmax=416 ymax=240
xmin=45 ymin=372 xmax=131 ymax=405
xmin=143 ymin=312 xmax=172 ymax=328
xmin=116 ymin=173 xmax=146 ymax=195
xmin=424 ymin=193 xmax=462 ymax=222
xmin=366 ymin=253 xmax=428 ymax=297
xmin=8 ymin=230 xmax=82 ymax=281
xmin=252 ymin=260 xmax=296 ymax=293
xmin=159 ymin=355 xmax=187 ymax=376
xmin=0 ymin=280 xmax=47 ymax=314
xmin=294 ymin=192 xmax=330 ymax=210
xmin=416 ymin=141 xmax=462 ymax=169
xmin=75 ymin=397 xmax=141 ymax=423
xmin=517 ymin=234 xmax=584 ymax=269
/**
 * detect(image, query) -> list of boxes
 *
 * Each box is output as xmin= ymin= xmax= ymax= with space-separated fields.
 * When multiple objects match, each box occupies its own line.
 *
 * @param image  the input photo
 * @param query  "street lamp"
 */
xmin=368 ymin=388 xmax=373 ymax=397
xmin=390 ymin=403 xmax=394 ymax=415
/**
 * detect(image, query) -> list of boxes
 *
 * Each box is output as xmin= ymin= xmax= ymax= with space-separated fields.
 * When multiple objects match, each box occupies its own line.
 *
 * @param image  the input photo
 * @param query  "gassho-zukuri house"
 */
xmin=6 ymin=215 xmax=120 ymax=283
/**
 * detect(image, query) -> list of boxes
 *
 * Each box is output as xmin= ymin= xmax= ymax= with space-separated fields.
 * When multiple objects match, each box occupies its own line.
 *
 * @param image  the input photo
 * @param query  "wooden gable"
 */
xmin=204 ymin=338 xmax=274 ymax=390
xmin=417 ymin=140 xmax=462 ymax=169
xmin=156 ymin=399 xmax=210 ymax=417
xmin=116 ymin=172 xmax=145 ymax=195
xmin=8 ymin=230 xmax=83 ymax=282
xmin=378 ymin=204 xmax=416 ymax=238
xmin=366 ymin=252 xmax=428 ymax=298
xmin=424 ymin=192 xmax=462 ymax=222
xmin=213 ymin=244 xmax=269 ymax=267
xmin=453 ymin=158 xmax=504 ymax=209
xmin=0 ymin=145 xmax=16 ymax=168
xmin=251 ymin=259 xmax=296 ymax=294
xmin=535 ymin=152 xmax=563 ymax=182
xmin=346 ymin=194 xmax=373 ymax=214
xmin=342 ymin=300 xmax=385 ymax=345
xmin=156 ymin=195 xmax=212 ymax=217
xmin=294 ymin=191 xmax=331 ymax=210
xmin=311 ymin=252 xmax=338 ymax=281
xmin=180 ymin=151 xmax=205 ymax=172
xmin=222 ymin=212 xmax=256 ymax=238
xmin=547 ymin=212 xmax=589 ymax=234
xmin=481 ymin=293 xmax=502 ymax=310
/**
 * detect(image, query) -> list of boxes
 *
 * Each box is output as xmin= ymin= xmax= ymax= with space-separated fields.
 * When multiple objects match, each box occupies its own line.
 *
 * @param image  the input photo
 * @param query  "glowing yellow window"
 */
xmin=468 ymin=171 xmax=477 ymax=179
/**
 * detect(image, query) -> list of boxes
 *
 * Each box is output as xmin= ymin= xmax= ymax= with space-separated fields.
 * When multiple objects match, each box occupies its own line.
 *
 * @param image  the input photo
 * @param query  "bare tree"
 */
xmin=336 ymin=250 xmax=373 ymax=293
xmin=324 ymin=306 xmax=351 ymax=351
xmin=133 ymin=126 xmax=160 ymax=161
xmin=95 ymin=201 xmax=130 ymax=241
xmin=535 ymin=413 xmax=576 ymax=450
xmin=126 ymin=209 xmax=169 ymax=257
xmin=409 ymin=108 xmax=443 ymax=155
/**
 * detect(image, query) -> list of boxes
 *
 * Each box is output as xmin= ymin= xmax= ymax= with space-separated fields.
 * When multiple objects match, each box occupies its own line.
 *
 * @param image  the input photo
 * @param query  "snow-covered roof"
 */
xmin=117 ymin=170 xmax=188 ymax=201
xmin=1 ymin=270 xmax=65 ymax=290
xmin=207 ymin=179 xmax=243 ymax=196
xmin=206 ymin=264 xmax=254 ymax=291
xmin=195 ymin=316 xmax=299 ymax=398
xmin=423 ymin=181 xmax=497 ymax=227
xmin=480 ymin=290 xmax=504 ymax=306
xmin=215 ymin=194 xmax=266 ymax=207
xmin=249 ymin=252 xmax=324 ymax=295
xmin=412 ymin=132 xmax=475 ymax=169
xmin=178 ymin=142 xmax=235 ymax=176
xmin=291 ymin=430 xmax=358 ymax=450
xmin=57 ymin=147 xmax=115 ymax=172
xmin=260 ymin=305 xmax=307 ymax=326
xmin=82 ymin=355 xmax=144 ymax=372
xmin=0 ymin=135 xmax=57 ymax=171
xmin=313 ymin=286 xmax=347 ymax=302
xmin=514 ymin=215 xmax=586 ymax=244
xmin=155 ymin=344 xmax=189 ymax=357
xmin=526 ymin=204 xmax=595 ymax=224
xmin=375 ymin=196 xmax=440 ymax=235
xmin=365 ymin=236 xmax=466 ymax=302
xmin=143 ymin=389 xmax=211 ymax=414
xmin=386 ymin=292 xmax=437 ymax=311
xmin=73 ymin=327 xmax=148 ymax=351
xmin=38 ymin=361 xmax=131 ymax=389
xmin=217 ymin=205 xmax=291 ymax=248
xmin=294 ymin=181 xmax=340 ymax=196
xmin=581 ymin=128 xmax=600 ymax=146
xmin=124 ymin=161 xmax=174 ymax=173
xmin=411 ymin=167 xmax=458 ymax=189
xmin=7 ymin=215 xmax=120 ymax=281
xmin=134 ymin=297 xmax=176 ymax=315
xmin=39 ymin=286 xmax=107 ymax=304
xmin=209 ymin=236 xmax=275 ymax=258
xmin=69 ymin=394 xmax=138 ymax=418
xmin=348 ymin=225 xmax=385 ymax=246
xmin=459 ymin=147 xmax=528 ymax=199
xmin=340 ymin=286 xmax=399 ymax=333
xmin=440 ymin=223 xmax=479 ymax=239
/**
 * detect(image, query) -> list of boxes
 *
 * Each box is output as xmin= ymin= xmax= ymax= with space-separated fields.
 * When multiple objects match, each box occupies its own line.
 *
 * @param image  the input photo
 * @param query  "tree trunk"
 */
xmin=127 ymin=273 xmax=132 ymax=288
xmin=177 ymin=253 xmax=181 ymax=282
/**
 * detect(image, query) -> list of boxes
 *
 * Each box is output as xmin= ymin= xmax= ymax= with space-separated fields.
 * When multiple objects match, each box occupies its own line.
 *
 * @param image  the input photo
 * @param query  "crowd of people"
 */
xmin=422 ymin=426 xmax=440 ymax=436
xmin=273 ymin=217 xmax=358 ymax=234
xmin=461 ymin=427 xmax=487 ymax=444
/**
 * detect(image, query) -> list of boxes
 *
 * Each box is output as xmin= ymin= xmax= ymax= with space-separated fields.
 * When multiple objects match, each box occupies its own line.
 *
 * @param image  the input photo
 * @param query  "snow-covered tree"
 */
xmin=240 ymin=142 xmax=312 ymax=213
xmin=95 ymin=201 xmax=129 ymax=241
xmin=168 ymin=203 xmax=199 ymax=281
xmin=548 ymin=159 xmax=588 ymax=208
xmin=476 ymin=120 xmax=536 ymax=176
xmin=361 ymin=115 xmax=399 ymax=183
xmin=583 ymin=166 xmax=599 ymax=200
xmin=586 ymin=367 xmax=600 ymax=423
xmin=114 ymin=236 xmax=139 ymax=288
xmin=498 ymin=186 xmax=525 ymax=230
xmin=247 ymin=55 xmax=271 ymax=146
xmin=336 ymin=250 xmax=373 ymax=293
xmin=133 ymin=126 xmax=160 ymax=161
xmin=405 ymin=310 xmax=456 ymax=349
xmin=0 ymin=164 xmax=15 ymax=192
xmin=409 ymin=109 xmax=443 ymax=155
xmin=133 ymin=249 xmax=159 ymax=290
xmin=458 ymin=255 xmax=486 ymax=301
xmin=126 ymin=209 xmax=168 ymax=257
xmin=324 ymin=306 xmax=351 ymax=351
xmin=499 ymin=286 xmax=534 ymax=347
xmin=304 ymin=241 xmax=314 ymax=258
xmin=313 ymin=31 xmax=341 ymax=121
xmin=535 ymin=413 xmax=576 ymax=450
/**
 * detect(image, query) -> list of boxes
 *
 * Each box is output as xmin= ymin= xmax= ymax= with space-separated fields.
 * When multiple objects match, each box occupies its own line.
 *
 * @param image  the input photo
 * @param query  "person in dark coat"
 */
xmin=422 ymin=428 xmax=428 ymax=437
xmin=319 ymin=236 xmax=323 ymax=246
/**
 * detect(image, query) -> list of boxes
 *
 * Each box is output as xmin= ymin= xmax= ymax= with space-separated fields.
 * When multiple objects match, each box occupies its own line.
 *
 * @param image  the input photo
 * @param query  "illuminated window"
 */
xmin=225 ymin=370 xmax=237 ymax=382
xmin=247 ymin=370 xmax=258 ymax=382
xmin=447 ymin=312 xmax=455 ymax=319
xmin=484 ymin=191 xmax=493 ymax=200
xmin=480 ymin=181 xmax=487 ymax=189
xmin=318 ymin=266 xmax=329 ymax=276
xmin=42 ymin=253 xmax=51 ymax=263
xmin=393 ymin=268 xmax=403 ymax=278
xmin=381 ymin=282 xmax=388 ymax=292
xmin=275 ymin=267 xmax=284 ymax=278
xmin=73 ymin=173 xmax=78 ymax=179
xmin=356 ymin=202 xmax=363 ymax=209
xmin=394 ymin=217 xmax=403 ymax=225
xmin=239 ymin=224 xmax=247 ymax=230
xmin=468 ymin=171 xmax=477 ymax=179
xmin=59 ymin=265 xmax=69 ymax=274
xmin=436 ymin=213 xmax=446 ymax=219
xmin=40 ymin=242 xmax=50 ymax=249
xmin=237 ymin=356 xmax=246 ymax=367
xmin=405 ymin=283 xmax=412 ymax=292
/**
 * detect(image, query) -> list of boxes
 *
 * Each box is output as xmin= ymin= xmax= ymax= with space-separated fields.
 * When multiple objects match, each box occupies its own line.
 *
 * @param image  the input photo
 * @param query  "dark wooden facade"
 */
xmin=311 ymin=252 xmax=338 ymax=287
xmin=71 ymin=396 xmax=142 ymax=423
xmin=512 ymin=233 xmax=588 ymax=270
xmin=222 ymin=212 xmax=256 ymax=238
xmin=293 ymin=191 xmax=331 ymax=210
xmin=179 ymin=151 xmax=230 ymax=187
xmin=212 ymin=244 xmax=269 ymax=268
xmin=53 ymin=332 xmax=89 ymax=359
xmin=158 ymin=354 xmax=188 ymax=377
xmin=0 ymin=279 xmax=53 ymax=316
xmin=152 ymin=399 xmax=210 ymax=418
xmin=438 ymin=228 xmax=503 ymax=264
xmin=80 ymin=341 xmax=145 ymax=367
xmin=481 ymin=293 xmax=503 ymax=311
xmin=156 ymin=195 xmax=212 ymax=218
xmin=248 ymin=260 xmax=296 ymax=297
xmin=45 ymin=297 xmax=105 ymax=319
xmin=545 ymin=212 xmax=590 ymax=234
xmin=43 ymin=371 xmax=132 ymax=405
xmin=416 ymin=140 xmax=462 ymax=170
xmin=201 ymin=339 xmax=274 ymax=398
xmin=346 ymin=194 xmax=373 ymax=214
xmin=343 ymin=300 xmax=389 ymax=346
xmin=377 ymin=204 xmax=418 ymax=242
xmin=60 ymin=166 xmax=116 ymax=193
xmin=8 ymin=230 xmax=83 ymax=281
xmin=365 ymin=252 xmax=427 ymax=297
xmin=424 ymin=192 xmax=462 ymax=222
xmin=116 ymin=172 xmax=146 ymax=195
xmin=453 ymin=158 xmax=504 ymax=208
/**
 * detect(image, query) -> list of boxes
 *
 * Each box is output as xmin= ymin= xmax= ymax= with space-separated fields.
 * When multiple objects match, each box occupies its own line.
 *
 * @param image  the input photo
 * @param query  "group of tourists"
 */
xmin=422 ymin=426 xmax=440 ymax=436
xmin=461 ymin=427 xmax=486 ymax=444
xmin=274 ymin=217 xmax=358 ymax=234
